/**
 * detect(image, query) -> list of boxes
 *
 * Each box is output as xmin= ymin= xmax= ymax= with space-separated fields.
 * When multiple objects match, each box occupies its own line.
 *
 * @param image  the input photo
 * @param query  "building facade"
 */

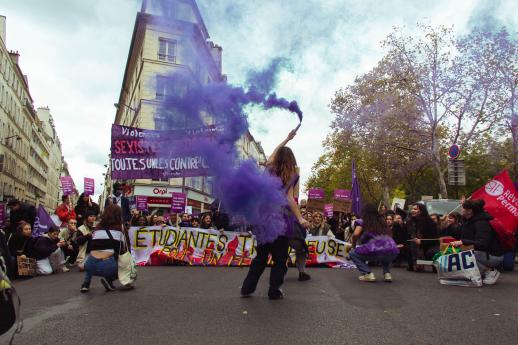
xmin=103 ymin=0 xmax=266 ymax=215
xmin=0 ymin=16 xmax=67 ymax=212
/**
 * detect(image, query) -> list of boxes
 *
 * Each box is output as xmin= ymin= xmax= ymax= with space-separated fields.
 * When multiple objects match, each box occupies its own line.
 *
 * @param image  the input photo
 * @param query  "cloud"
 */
xmin=2 ymin=0 xmax=517 ymax=202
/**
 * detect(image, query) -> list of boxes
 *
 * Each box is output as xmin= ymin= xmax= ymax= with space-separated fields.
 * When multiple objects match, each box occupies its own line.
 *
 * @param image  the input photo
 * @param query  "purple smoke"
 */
xmin=157 ymin=74 xmax=301 ymax=243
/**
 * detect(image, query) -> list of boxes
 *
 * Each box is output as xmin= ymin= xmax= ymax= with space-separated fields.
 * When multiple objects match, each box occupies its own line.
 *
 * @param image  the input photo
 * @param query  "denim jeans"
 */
xmin=83 ymin=255 xmax=118 ymax=285
xmin=349 ymin=249 xmax=398 ymax=275
xmin=474 ymin=251 xmax=503 ymax=274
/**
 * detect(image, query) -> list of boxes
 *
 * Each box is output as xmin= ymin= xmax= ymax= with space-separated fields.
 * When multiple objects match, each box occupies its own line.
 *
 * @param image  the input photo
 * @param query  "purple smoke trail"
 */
xmin=157 ymin=74 xmax=302 ymax=243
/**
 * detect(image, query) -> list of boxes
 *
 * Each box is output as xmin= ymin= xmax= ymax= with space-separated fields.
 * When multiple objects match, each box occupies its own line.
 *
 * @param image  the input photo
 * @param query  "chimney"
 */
xmin=0 ymin=15 xmax=6 ymax=45
xmin=9 ymin=50 xmax=19 ymax=65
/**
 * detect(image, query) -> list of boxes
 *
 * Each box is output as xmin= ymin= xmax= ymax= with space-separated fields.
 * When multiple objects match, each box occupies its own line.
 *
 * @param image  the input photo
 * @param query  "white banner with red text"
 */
xmin=128 ymin=226 xmax=355 ymax=268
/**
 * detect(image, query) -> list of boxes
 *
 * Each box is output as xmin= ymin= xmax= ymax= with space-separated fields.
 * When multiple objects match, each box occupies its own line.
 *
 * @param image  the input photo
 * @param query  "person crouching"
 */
xmin=33 ymin=226 xmax=69 ymax=275
xmin=80 ymin=205 xmax=126 ymax=293
xmin=349 ymin=204 xmax=399 ymax=282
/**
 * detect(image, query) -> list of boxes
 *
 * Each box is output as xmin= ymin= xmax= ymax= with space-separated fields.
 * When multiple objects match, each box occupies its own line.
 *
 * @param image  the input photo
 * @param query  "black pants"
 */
xmin=241 ymin=236 xmax=290 ymax=294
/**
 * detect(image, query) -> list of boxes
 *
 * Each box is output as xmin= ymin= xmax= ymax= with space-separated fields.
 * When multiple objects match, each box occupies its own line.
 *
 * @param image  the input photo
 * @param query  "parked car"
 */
xmin=419 ymin=199 xmax=461 ymax=216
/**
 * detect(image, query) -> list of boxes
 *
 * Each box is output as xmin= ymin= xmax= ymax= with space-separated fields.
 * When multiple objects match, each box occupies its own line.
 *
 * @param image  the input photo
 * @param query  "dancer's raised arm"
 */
xmin=266 ymin=129 xmax=297 ymax=167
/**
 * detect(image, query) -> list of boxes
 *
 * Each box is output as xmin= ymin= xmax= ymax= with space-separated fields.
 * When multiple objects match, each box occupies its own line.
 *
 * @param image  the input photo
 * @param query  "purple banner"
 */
xmin=334 ymin=189 xmax=351 ymax=200
xmin=0 ymin=203 xmax=5 ymax=228
xmin=324 ymin=204 xmax=334 ymax=218
xmin=136 ymin=196 xmax=148 ymax=211
xmin=110 ymin=124 xmax=222 ymax=179
xmin=308 ymin=188 xmax=325 ymax=200
xmin=84 ymin=177 xmax=95 ymax=196
xmin=171 ymin=192 xmax=187 ymax=213
xmin=60 ymin=176 xmax=74 ymax=196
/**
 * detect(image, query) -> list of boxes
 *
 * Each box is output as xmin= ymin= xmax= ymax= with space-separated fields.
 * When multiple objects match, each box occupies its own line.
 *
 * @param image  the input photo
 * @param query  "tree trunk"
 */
xmin=433 ymin=160 xmax=448 ymax=199
xmin=382 ymin=185 xmax=391 ymax=209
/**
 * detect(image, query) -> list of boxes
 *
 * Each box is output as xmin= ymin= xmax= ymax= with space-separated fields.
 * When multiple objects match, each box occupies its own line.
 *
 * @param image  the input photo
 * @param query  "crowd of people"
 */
xmin=0 ymin=129 xmax=515 ymax=299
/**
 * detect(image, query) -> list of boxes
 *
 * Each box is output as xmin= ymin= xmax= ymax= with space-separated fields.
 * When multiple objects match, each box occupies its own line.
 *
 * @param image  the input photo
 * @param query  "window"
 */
xmin=156 ymin=76 xmax=167 ymax=99
xmin=158 ymin=38 xmax=177 ymax=62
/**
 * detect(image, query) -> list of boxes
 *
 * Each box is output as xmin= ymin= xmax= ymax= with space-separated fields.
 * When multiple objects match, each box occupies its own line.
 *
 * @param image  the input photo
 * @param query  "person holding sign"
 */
xmin=450 ymin=200 xmax=504 ymax=285
xmin=55 ymin=195 xmax=76 ymax=228
xmin=241 ymin=129 xmax=310 ymax=300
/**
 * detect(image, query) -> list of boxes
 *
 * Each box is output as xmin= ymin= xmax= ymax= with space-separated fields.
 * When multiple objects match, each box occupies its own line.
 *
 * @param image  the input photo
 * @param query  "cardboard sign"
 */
xmin=136 ymin=196 xmax=148 ymax=211
xmin=324 ymin=204 xmax=334 ymax=217
xmin=171 ymin=192 xmax=187 ymax=213
xmin=84 ymin=177 xmax=95 ymax=196
xmin=308 ymin=188 xmax=325 ymax=200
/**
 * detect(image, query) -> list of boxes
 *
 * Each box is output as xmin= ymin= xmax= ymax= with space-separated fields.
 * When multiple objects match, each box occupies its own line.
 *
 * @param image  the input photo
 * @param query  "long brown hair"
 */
xmin=97 ymin=204 xmax=123 ymax=231
xmin=268 ymin=146 xmax=297 ymax=185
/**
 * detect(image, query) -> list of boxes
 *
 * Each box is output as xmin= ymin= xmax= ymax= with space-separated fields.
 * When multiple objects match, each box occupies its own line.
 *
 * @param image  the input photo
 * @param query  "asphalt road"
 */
xmin=2 ymin=265 xmax=518 ymax=345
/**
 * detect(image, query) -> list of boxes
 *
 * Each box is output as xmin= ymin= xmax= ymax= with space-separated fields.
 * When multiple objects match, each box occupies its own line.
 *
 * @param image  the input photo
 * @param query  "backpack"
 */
xmin=0 ymin=256 xmax=21 ymax=340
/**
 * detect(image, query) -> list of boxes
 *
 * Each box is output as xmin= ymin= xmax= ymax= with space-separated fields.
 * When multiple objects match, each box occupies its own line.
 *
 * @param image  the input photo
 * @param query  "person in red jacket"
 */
xmin=55 ymin=195 xmax=76 ymax=227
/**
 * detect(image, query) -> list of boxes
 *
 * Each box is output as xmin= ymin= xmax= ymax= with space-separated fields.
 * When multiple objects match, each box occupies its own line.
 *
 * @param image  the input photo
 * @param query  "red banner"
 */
xmin=471 ymin=170 xmax=518 ymax=249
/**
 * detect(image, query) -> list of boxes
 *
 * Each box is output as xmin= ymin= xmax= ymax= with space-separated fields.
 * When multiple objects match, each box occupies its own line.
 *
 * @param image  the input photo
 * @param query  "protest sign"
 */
xmin=136 ymin=196 xmax=148 ymax=211
xmin=391 ymin=198 xmax=406 ymax=211
xmin=308 ymin=188 xmax=325 ymax=199
xmin=171 ymin=192 xmax=187 ymax=213
xmin=324 ymin=204 xmax=334 ymax=217
xmin=334 ymin=189 xmax=351 ymax=200
xmin=60 ymin=176 xmax=75 ymax=196
xmin=84 ymin=177 xmax=95 ymax=196
xmin=127 ymin=226 xmax=355 ymax=268
xmin=110 ymin=124 xmax=222 ymax=179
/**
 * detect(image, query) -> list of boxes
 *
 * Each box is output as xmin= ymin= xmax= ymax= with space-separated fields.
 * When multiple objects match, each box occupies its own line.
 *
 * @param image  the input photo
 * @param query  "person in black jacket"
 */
xmin=75 ymin=193 xmax=100 ymax=227
xmin=439 ymin=212 xmax=462 ymax=239
xmin=387 ymin=214 xmax=411 ymax=268
xmin=6 ymin=199 xmax=36 ymax=238
xmin=7 ymin=221 xmax=35 ymax=276
xmin=407 ymin=203 xmax=439 ymax=270
xmin=451 ymin=199 xmax=504 ymax=285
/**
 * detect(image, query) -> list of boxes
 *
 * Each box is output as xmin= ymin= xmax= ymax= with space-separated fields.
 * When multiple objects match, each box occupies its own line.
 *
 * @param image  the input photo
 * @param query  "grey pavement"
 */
xmin=1 ymin=266 xmax=518 ymax=345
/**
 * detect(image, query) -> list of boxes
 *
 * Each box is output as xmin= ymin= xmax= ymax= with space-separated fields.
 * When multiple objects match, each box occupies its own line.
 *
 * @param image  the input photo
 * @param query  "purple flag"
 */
xmin=60 ymin=176 xmax=74 ymax=196
xmin=171 ymin=192 xmax=187 ymax=213
xmin=308 ymin=188 xmax=325 ymax=200
xmin=84 ymin=177 xmax=95 ymax=196
xmin=33 ymin=205 xmax=57 ymax=237
xmin=351 ymin=159 xmax=362 ymax=216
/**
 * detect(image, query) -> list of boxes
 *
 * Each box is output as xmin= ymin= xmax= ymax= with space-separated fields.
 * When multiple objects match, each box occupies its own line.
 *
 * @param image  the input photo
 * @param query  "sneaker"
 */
xmin=298 ymin=272 xmax=311 ymax=281
xmin=384 ymin=273 xmax=392 ymax=282
xmin=100 ymin=278 xmax=116 ymax=292
xmin=482 ymin=270 xmax=500 ymax=285
xmin=61 ymin=267 xmax=70 ymax=273
xmin=268 ymin=288 xmax=284 ymax=300
xmin=358 ymin=272 xmax=376 ymax=282
xmin=80 ymin=283 xmax=90 ymax=293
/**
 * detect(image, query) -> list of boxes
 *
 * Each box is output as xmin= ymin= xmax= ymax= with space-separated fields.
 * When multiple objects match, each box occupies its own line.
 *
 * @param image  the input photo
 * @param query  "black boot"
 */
xmin=268 ymin=288 xmax=284 ymax=300
xmin=80 ymin=282 xmax=90 ymax=293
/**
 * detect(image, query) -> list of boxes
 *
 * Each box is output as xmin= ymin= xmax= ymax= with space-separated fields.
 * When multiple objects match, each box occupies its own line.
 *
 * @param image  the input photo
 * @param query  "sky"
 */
xmin=1 ymin=0 xmax=517 ymax=199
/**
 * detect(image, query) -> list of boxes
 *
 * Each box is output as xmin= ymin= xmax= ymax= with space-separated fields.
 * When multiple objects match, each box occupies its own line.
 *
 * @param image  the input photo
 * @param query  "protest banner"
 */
xmin=84 ymin=177 xmax=95 ymax=196
xmin=110 ymin=124 xmax=222 ymax=179
xmin=171 ymin=192 xmax=187 ymax=213
xmin=128 ymin=226 xmax=355 ymax=268
xmin=471 ymin=170 xmax=518 ymax=249
xmin=136 ymin=196 xmax=148 ymax=211
xmin=60 ymin=176 xmax=75 ymax=196
xmin=308 ymin=188 xmax=325 ymax=199
xmin=324 ymin=204 xmax=334 ymax=218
